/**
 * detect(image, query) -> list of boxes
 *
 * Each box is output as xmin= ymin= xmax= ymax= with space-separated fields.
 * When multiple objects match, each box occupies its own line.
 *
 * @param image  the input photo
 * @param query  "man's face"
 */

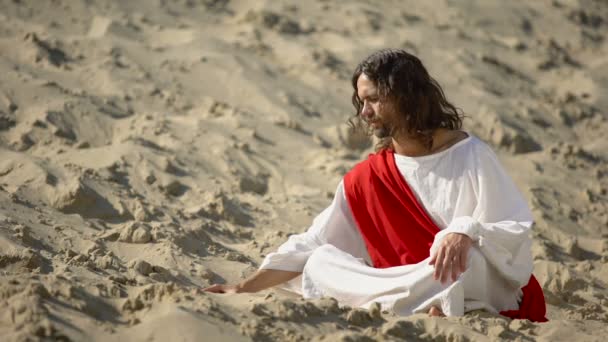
xmin=356 ymin=73 xmax=396 ymax=138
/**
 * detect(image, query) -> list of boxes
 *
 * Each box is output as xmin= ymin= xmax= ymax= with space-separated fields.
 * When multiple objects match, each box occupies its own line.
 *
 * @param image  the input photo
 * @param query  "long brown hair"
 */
xmin=349 ymin=49 xmax=464 ymax=151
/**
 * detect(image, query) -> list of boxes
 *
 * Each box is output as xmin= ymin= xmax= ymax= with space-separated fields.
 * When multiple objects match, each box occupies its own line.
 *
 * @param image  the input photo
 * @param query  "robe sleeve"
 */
xmin=429 ymin=141 xmax=534 ymax=288
xmin=258 ymin=180 xmax=369 ymax=272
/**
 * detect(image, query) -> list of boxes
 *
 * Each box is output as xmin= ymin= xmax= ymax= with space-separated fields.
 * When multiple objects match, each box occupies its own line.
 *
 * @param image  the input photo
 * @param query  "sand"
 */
xmin=0 ymin=0 xmax=607 ymax=340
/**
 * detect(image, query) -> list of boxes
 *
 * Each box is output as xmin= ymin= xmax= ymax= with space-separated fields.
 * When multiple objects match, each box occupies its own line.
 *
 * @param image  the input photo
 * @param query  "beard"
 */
xmin=373 ymin=124 xmax=391 ymax=138
xmin=367 ymin=118 xmax=392 ymax=138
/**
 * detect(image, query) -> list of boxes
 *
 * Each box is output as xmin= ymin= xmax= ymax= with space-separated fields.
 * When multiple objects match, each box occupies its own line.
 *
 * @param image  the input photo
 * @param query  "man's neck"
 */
xmin=391 ymin=132 xmax=435 ymax=157
xmin=391 ymin=129 xmax=465 ymax=157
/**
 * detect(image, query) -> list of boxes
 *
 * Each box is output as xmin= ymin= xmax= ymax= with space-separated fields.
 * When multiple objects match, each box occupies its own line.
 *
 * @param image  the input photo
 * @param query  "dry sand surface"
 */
xmin=0 ymin=0 xmax=607 ymax=340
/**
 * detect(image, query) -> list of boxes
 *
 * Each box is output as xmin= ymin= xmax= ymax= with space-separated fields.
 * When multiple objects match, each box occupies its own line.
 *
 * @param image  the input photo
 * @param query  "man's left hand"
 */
xmin=429 ymin=233 xmax=473 ymax=284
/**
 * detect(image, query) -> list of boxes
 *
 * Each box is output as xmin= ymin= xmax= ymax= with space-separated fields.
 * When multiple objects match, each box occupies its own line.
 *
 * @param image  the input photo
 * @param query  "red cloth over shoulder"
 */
xmin=343 ymin=149 xmax=547 ymax=322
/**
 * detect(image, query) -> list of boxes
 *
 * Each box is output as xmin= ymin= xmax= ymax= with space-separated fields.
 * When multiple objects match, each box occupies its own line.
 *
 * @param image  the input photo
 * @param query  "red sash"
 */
xmin=343 ymin=149 xmax=547 ymax=322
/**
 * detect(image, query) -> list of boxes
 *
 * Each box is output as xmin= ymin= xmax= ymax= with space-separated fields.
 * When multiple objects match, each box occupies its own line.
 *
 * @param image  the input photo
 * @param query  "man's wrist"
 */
xmin=456 ymin=232 xmax=473 ymax=240
xmin=446 ymin=216 xmax=480 ymax=242
xmin=448 ymin=232 xmax=474 ymax=243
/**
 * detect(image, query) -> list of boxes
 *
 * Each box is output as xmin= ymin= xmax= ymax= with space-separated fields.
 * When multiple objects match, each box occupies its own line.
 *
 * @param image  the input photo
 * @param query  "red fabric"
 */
xmin=343 ymin=149 xmax=547 ymax=322
xmin=500 ymin=276 xmax=548 ymax=322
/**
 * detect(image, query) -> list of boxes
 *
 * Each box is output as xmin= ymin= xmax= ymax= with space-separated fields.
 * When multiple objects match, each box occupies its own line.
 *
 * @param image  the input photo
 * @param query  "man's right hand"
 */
xmin=198 ymin=269 xmax=301 ymax=295
xmin=203 ymin=283 xmax=243 ymax=294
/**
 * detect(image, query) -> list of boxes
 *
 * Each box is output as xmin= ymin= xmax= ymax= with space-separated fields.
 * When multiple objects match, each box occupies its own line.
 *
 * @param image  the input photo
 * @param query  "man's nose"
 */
xmin=361 ymin=102 xmax=373 ymax=118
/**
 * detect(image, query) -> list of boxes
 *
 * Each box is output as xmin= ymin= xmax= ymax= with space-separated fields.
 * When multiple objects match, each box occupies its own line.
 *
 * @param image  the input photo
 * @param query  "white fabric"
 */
xmin=259 ymin=133 xmax=534 ymax=316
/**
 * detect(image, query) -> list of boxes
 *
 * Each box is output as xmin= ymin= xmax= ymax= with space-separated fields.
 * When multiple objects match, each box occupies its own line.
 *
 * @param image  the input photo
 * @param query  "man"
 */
xmin=205 ymin=49 xmax=547 ymax=321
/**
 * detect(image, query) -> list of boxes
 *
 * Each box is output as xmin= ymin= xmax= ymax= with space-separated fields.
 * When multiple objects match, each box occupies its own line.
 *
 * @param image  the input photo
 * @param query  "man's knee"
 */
xmin=304 ymin=244 xmax=348 ymax=272
xmin=307 ymin=244 xmax=337 ymax=266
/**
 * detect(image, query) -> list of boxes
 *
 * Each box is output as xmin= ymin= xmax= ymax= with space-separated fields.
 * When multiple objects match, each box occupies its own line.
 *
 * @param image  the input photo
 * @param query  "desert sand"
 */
xmin=0 ymin=0 xmax=607 ymax=341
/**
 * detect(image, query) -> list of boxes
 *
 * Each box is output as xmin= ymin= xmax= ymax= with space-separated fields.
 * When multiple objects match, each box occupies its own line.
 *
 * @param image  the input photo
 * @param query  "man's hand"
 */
xmin=198 ymin=269 xmax=301 ymax=295
xmin=429 ymin=233 xmax=473 ymax=284
xmin=202 ymin=283 xmax=244 ymax=294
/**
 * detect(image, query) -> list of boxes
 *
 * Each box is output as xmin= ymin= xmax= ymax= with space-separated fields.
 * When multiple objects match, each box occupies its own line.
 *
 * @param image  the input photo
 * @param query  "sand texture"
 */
xmin=1 ymin=0 xmax=607 ymax=341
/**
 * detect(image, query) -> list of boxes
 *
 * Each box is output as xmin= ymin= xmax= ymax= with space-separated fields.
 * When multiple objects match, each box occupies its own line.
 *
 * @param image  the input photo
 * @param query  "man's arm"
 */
xmin=203 ymin=269 xmax=301 ymax=294
xmin=204 ymin=180 xmax=365 ymax=294
xmin=429 ymin=141 xmax=534 ymax=287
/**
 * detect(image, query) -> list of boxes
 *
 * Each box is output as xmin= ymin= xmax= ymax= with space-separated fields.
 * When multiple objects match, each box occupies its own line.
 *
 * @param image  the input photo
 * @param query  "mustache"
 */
xmin=364 ymin=116 xmax=382 ymax=124
xmin=361 ymin=117 xmax=398 ymax=138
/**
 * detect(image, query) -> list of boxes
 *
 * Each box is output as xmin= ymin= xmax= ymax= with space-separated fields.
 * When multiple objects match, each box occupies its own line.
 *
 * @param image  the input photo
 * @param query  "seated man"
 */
xmin=205 ymin=49 xmax=547 ymax=321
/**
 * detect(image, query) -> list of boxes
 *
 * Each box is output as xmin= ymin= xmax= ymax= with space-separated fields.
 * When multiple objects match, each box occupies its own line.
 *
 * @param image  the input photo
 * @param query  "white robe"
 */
xmin=259 ymin=134 xmax=534 ymax=316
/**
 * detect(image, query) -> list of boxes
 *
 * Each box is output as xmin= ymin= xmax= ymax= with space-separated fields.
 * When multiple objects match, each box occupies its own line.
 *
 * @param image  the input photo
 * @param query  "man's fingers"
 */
xmin=429 ymin=252 xmax=436 ymax=266
xmin=203 ymin=284 xmax=225 ymax=293
xmin=440 ymin=248 xmax=458 ymax=284
xmin=459 ymin=247 xmax=468 ymax=272
xmin=202 ymin=286 xmax=216 ymax=293
xmin=439 ymin=249 xmax=452 ymax=283
xmin=441 ymin=260 xmax=451 ymax=284
xmin=433 ymin=248 xmax=445 ymax=280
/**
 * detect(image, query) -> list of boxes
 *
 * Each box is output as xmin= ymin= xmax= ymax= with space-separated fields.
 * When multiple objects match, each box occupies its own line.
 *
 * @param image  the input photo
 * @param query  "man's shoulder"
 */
xmin=441 ymin=133 xmax=494 ymax=163
xmin=349 ymin=150 xmax=388 ymax=172
xmin=465 ymin=135 xmax=501 ymax=163
xmin=346 ymin=156 xmax=371 ymax=180
xmin=345 ymin=149 xmax=391 ymax=186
